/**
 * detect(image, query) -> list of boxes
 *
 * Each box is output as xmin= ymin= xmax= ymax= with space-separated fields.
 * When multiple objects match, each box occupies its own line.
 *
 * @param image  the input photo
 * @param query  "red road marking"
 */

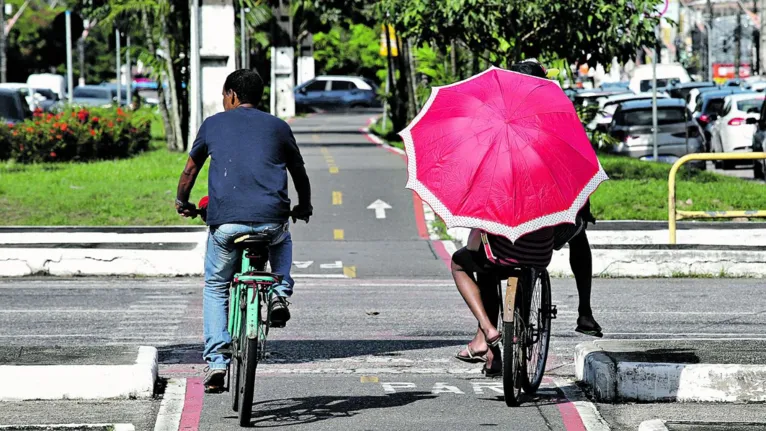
xmin=411 ymin=192 xmax=430 ymax=240
xmin=179 ymin=377 xmax=204 ymax=430
xmin=556 ymin=398 xmax=587 ymax=431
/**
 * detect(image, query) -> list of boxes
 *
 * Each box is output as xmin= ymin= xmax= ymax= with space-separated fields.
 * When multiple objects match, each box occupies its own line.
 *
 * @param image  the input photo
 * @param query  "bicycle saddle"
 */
xmin=233 ymin=232 xmax=272 ymax=247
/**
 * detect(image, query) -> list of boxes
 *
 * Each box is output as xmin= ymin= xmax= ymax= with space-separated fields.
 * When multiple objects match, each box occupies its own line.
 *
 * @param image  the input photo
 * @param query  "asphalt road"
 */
xmin=2 ymin=113 xmax=766 ymax=430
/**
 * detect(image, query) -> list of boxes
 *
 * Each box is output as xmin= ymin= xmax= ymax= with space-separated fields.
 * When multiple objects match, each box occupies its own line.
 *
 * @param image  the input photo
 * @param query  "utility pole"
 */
xmin=708 ymin=0 xmax=714 ymax=80
xmin=755 ymin=0 xmax=760 ymax=75
xmin=240 ymin=6 xmax=246 ymax=69
xmin=115 ymin=29 xmax=121 ymax=107
xmin=125 ymin=35 xmax=131 ymax=106
xmin=736 ymin=7 xmax=742 ymax=79
xmin=65 ymin=10 xmax=73 ymax=102
xmin=270 ymin=0 xmax=294 ymax=117
xmin=0 ymin=0 xmax=6 ymax=83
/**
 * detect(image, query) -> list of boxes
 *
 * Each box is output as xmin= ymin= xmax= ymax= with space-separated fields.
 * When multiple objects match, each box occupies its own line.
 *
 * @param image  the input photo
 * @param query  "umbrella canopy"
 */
xmin=399 ymin=66 xmax=608 ymax=242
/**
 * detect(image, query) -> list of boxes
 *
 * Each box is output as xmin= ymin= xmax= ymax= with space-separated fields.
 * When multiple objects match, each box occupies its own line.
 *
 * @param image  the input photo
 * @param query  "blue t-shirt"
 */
xmin=189 ymin=107 xmax=304 ymax=226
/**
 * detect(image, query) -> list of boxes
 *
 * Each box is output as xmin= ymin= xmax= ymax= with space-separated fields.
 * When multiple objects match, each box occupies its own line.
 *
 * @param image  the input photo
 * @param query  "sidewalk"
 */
xmin=575 ymin=339 xmax=766 ymax=402
xmin=0 ymin=346 xmax=157 ymax=400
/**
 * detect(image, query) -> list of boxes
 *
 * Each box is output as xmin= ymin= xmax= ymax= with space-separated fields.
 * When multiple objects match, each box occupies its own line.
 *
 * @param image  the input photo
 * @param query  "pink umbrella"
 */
xmin=399 ymin=66 xmax=608 ymax=242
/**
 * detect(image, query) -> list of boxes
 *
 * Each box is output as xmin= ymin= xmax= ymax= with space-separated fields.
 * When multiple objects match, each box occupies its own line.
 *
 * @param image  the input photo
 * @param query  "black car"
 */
xmin=0 ymin=88 xmax=32 ymax=125
xmin=667 ymin=81 xmax=717 ymax=102
xmin=693 ymin=88 xmax=754 ymax=150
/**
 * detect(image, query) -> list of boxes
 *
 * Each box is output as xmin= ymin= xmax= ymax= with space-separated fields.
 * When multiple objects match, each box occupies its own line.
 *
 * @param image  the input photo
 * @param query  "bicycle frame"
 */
xmin=227 ymin=250 xmax=280 ymax=341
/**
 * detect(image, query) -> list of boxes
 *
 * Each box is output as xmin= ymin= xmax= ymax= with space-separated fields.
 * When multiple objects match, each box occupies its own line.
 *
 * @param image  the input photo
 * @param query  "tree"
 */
xmin=313 ymin=23 xmax=386 ymax=80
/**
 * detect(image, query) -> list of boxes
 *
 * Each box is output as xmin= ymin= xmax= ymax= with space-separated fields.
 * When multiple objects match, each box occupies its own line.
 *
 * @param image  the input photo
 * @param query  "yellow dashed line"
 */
xmin=332 ymin=191 xmax=343 ymax=205
xmin=312 ymin=134 xmax=321 ymax=143
xmin=333 ymin=229 xmax=345 ymax=240
xmin=343 ymin=266 xmax=357 ymax=278
xmin=360 ymin=376 xmax=378 ymax=383
xmin=320 ymin=146 xmax=339 ymax=173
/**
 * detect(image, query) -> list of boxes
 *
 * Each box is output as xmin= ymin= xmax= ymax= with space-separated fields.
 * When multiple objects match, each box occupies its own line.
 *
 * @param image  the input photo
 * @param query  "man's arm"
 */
xmin=285 ymin=128 xmax=312 ymax=221
xmin=176 ymin=121 xmax=208 ymax=216
xmin=176 ymin=157 xmax=203 ymax=216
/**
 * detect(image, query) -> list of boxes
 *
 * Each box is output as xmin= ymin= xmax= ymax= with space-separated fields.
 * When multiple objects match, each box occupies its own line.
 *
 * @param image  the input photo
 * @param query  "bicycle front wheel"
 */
xmin=502 ymin=286 xmax=525 ymax=407
xmin=523 ymin=270 xmax=552 ymax=395
xmin=237 ymin=299 xmax=260 ymax=426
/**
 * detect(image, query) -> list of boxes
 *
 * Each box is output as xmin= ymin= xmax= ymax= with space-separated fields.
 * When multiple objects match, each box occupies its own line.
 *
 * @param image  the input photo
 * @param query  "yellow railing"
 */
xmin=668 ymin=152 xmax=766 ymax=244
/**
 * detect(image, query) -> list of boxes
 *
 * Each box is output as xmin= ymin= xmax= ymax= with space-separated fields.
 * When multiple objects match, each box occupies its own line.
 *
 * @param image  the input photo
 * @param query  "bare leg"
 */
xmin=451 ymin=259 xmax=500 ymax=342
xmin=459 ymin=273 xmax=497 ymax=356
xmin=568 ymin=230 xmax=592 ymax=317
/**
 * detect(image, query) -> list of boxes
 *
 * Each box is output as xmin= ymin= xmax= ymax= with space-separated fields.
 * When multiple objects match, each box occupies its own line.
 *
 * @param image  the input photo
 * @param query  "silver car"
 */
xmin=608 ymin=98 xmax=706 ymax=169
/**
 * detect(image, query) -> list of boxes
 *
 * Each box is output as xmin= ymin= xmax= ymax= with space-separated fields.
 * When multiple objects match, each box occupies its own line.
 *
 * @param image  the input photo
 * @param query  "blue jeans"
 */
xmin=202 ymin=222 xmax=294 ymax=369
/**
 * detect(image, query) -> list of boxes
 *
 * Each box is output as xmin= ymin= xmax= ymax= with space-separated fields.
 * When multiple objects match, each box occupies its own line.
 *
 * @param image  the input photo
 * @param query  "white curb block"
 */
xmin=638 ymin=420 xmax=669 ymax=431
xmin=575 ymin=341 xmax=766 ymax=402
xmin=0 ymin=346 xmax=157 ymax=401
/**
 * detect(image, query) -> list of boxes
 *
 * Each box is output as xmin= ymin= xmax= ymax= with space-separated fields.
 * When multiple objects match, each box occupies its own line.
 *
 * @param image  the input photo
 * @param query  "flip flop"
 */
xmin=455 ymin=345 xmax=488 ymax=363
xmin=575 ymin=327 xmax=604 ymax=338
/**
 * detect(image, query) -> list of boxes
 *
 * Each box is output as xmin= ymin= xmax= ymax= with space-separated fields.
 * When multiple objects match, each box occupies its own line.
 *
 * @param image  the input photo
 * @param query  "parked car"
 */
xmin=751 ymin=97 xmax=766 ymax=178
xmin=586 ymin=92 xmax=668 ymax=132
xmin=573 ymin=89 xmax=633 ymax=108
xmin=608 ymin=99 xmax=705 ymax=169
xmin=73 ymin=85 xmax=114 ymax=107
xmin=295 ymin=76 xmax=380 ymax=111
xmin=667 ymin=81 xmax=716 ymax=103
xmin=0 ymin=88 xmax=32 ymax=125
xmin=693 ymin=88 xmax=753 ymax=149
xmin=100 ymin=82 xmax=139 ymax=107
xmin=26 ymin=73 xmax=66 ymax=102
xmin=628 ymin=63 xmax=691 ymax=94
xmin=709 ymin=93 xmax=764 ymax=169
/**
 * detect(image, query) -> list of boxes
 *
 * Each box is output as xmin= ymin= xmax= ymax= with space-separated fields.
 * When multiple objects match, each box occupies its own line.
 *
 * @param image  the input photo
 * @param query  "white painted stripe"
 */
xmin=259 ymin=367 xmax=484 ymax=374
xmin=129 ymin=305 xmax=188 ymax=309
xmin=558 ymin=311 xmax=761 ymax=316
xmin=604 ymin=332 xmax=766 ymax=337
xmin=638 ymin=420 xmax=669 ymax=431
xmin=0 ymin=334 xmax=191 ymax=339
xmin=153 ymin=378 xmax=186 ymax=431
xmin=0 ymin=425 xmax=135 ymax=430
xmin=292 ymin=274 xmax=349 ymax=279
xmin=552 ymin=377 xmax=611 ymax=431
xmin=441 ymin=240 xmax=457 ymax=257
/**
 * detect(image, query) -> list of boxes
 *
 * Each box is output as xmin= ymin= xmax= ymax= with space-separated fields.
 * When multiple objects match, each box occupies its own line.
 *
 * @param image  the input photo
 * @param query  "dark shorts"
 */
xmin=452 ymin=246 xmax=494 ymax=274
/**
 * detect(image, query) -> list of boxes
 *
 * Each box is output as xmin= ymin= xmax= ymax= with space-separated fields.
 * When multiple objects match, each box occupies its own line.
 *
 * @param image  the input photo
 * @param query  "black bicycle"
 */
xmin=494 ymin=267 xmax=556 ymax=406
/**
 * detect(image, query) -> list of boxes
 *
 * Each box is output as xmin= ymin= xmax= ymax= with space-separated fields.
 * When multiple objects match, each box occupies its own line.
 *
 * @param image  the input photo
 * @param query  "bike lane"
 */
xmin=183 ymin=112 xmax=593 ymax=430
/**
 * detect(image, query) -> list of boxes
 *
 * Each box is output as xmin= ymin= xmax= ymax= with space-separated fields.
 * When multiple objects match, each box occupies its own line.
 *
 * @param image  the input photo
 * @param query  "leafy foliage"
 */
xmin=313 ymin=24 xmax=385 ymax=79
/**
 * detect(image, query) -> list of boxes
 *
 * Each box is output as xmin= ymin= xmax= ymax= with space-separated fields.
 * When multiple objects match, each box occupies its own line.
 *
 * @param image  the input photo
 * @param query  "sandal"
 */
xmin=455 ymin=345 xmax=488 ymax=363
xmin=486 ymin=332 xmax=502 ymax=348
xmin=575 ymin=315 xmax=603 ymax=338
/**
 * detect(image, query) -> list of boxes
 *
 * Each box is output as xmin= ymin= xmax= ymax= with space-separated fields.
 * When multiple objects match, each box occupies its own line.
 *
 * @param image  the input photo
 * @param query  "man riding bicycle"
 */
xmin=175 ymin=69 xmax=312 ymax=392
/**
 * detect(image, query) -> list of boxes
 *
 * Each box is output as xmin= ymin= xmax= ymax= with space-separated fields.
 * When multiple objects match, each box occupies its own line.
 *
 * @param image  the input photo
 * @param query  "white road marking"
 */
xmin=292 ymin=274 xmax=349 ymax=279
xmin=552 ymin=377 xmax=611 ymax=431
xmin=381 ymin=382 xmax=417 ymax=393
xmin=604 ymin=332 xmax=766 ymax=337
xmin=471 ymin=381 xmax=504 ymax=395
xmin=367 ymin=199 xmax=392 ymax=219
xmin=431 ymin=382 xmax=465 ymax=394
xmin=293 ymin=261 xmax=314 ymax=269
xmin=319 ymin=261 xmax=343 ymax=269
xmin=153 ymin=378 xmax=186 ymax=431
xmin=0 ymin=425 xmax=135 ymax=431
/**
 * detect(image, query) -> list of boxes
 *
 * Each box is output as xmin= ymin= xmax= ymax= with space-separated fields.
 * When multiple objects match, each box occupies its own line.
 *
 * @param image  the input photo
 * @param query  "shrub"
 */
xmin=0 ymin=106 xmax=152 ymax=163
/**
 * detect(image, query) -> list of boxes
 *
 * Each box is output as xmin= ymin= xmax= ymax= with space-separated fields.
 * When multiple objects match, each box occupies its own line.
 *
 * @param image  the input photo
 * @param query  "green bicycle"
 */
xmin=226 ymin=232 xmax=283 ymax=426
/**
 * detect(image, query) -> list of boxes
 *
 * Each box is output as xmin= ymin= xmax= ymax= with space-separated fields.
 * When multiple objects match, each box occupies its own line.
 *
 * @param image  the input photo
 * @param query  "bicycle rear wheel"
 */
xmin=502 ymin=286 xmax=526 ymax=407
xmin=237 ymin=297 xmax=260 ymax=426
xmin=522 ymin=270 xmax=552 ymax=394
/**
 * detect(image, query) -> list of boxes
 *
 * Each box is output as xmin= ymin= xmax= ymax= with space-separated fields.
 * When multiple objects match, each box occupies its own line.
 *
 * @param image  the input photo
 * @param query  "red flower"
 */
xmin=33 ymin=108 xmax=43 ymax=118
xmin=46 ymin=113 xmax=54 ymax=121
xmin=56 ymin=114 xmax=62 ymax=120
xmin=12 ymin=131 xmax=17 ymax=137
xmin=107 ymin=121 xmax=114 ymax=128
xmin=25 ymin=127 xmax=33 ymax=133
xmin=89 ymin=129 xmax=96 ymax=136
xmin=117 ymin=107 xmax=125 ymax=116
xmin=116 ymin=118 xmax=122 ymax=123
xmin=56 ymin=134 xmax=63 ymax=139
xmin=59 ymin=123 xmax=68 ymax=132
xmin=34 ymin=121 xmax=40 ymax=125
xmin=92 ymin=117 xmax=99 ymax=123
xmin=70 ymin=112 xmax=76 ymax=118
xmin=7 ymin=123 xmax=13 ymax=129
xmin=77 ymin=109 xmax=88 ymax=122
xmin=50 ymin=151 xmax=57 ymax=158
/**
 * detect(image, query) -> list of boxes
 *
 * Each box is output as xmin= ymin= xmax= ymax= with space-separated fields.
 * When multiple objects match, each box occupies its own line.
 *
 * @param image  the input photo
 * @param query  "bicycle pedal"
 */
xmin=547 ymin=305 xmax=558 ymax=319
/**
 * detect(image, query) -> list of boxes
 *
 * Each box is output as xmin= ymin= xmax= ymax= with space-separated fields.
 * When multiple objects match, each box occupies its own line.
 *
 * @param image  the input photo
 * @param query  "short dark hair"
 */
xmin=509 ymin=61 xmax=547 ymax=79
xmin=224 ymin=69 xmax=264 ymax=105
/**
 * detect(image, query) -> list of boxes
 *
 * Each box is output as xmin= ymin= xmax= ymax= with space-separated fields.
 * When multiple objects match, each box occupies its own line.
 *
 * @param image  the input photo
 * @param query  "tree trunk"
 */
xmin=393 ymin=36 xmax=412 ymax=131
xmin=450 ymin=40 xmax=457 ymax=78
xmin=141 ymin=8 xmax=175 ymax=150
xmin=160 ymin=22 xmax=184 ymax=151
xmin=407 ymin=38 xmax=420 ymax=111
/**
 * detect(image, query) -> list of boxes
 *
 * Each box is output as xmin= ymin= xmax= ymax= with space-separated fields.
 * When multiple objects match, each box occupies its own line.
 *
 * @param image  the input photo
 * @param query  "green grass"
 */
xmin=0 ymin=116 xmax=209 ymax=226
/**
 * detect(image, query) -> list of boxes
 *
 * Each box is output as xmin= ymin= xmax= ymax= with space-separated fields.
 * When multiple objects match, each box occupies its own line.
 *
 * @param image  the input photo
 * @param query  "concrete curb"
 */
xmin=0 ymin=346 xmax=157 ymax=401
xmin=638 ymin=420 xmax=669 ymax=431
xmin=0 ymin=426 xmax=135 ymax=431
xmin=575 ymin=341 xmax=766 ymax=402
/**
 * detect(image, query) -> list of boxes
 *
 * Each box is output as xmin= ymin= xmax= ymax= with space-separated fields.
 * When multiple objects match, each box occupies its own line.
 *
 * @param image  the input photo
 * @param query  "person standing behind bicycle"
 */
xmin=175 ymin=69 xmax=313 ymax=392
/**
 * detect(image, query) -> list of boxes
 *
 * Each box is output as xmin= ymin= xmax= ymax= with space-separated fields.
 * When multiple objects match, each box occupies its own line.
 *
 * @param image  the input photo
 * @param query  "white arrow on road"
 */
xmin=320 ymin=261 xmax=343 ymax=269
xmin=293 ymin=261 xmax=314 ymax=269
xmin=367 ymin=199 xmax=392 ymax=219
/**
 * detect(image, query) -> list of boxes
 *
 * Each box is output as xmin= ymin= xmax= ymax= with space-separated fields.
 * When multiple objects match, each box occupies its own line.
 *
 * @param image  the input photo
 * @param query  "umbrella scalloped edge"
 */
xmin=398 ymin=66 xmax=609 ymax=243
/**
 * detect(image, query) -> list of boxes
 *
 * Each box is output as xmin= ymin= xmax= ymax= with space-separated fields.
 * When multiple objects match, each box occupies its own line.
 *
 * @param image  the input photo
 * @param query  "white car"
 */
xmin=628 ymin=63 xmax=691 ymax=94
xmin=587 ymin=92 xmax=668 ymax=131
xmin=710 ymin=93 xmax=764 ymax=168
